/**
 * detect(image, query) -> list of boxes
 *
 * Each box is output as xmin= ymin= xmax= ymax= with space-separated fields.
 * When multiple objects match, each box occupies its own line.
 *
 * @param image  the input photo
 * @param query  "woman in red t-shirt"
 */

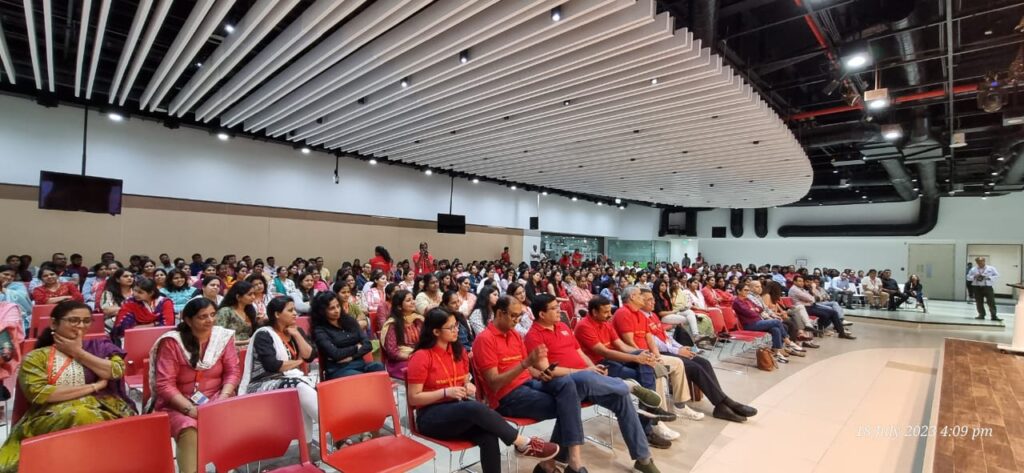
xmin=406 ymin=308 xmax=558 ymax=473
xmin=368 ymin=246 xmax=393 ymax=275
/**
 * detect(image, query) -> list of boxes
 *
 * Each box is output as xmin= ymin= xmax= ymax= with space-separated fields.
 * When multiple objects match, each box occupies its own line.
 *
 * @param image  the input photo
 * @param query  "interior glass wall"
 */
xmin=540 ymin=233 xmax=603 ymax=261
xmin=607 ymin=240 xmax=671 ymax=266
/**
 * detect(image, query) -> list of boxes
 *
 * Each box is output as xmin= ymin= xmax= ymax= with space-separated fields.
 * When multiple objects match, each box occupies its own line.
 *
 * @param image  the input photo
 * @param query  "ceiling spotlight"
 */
xmin=459 ymin=50 xmax=470 ymax=64
xmin=216 ymin=132 xmax=230 ymax=141
xmin=195 ymin=62 xmax=203 ymax=68
xmin=997 ymin=156 xmax=1006 ymax=161
xmin=551 ymin=7 xmax=561 ymax=22
xmin=224 ymin=24 xmax=235 ymax=34
xmin=542 ymin=191 xmax=548 ymax=195
xmin=107 ymin=112 xmax=124 ymax=122
xmin=400 ymin=78 xmax=409 ymax=88
xmin=882 ymin=124 xmax=903 ymax=140
xmin=614 ymin=198 xmax=622 ymax=204
xmin=832 ymin=169 xmax=839 ymax=174
xmin=618 ymin=205 xmax=625 ymax=210
xmin=510 ymin=185 xmax=517 ymax=190
xmin=843 ymin=53 xmax=869 ymax=69
xmin=985 ymin=191 xmax=992 ymax=195
xmin=597 ymin=202 xmax=603 ymax=206
xmin=861 ymin=195 xmax=868 ymax=199
xmin=472 ymin=178 xmax=479 ymax=184
xmin=912 ymin=187 xmax=919 ymax=191
xmin=991 ymin=171 xmax=999 ymax=176
xmin=650 ymin=78 xmax=659 ymax=85
xmin=562 ymin=100 xmax=571 ymax=106
xmin=982 ymin=196 xmax=989 ymax=200
xmin=424 ymin=169 xmax=433 ymax=176
xmin=368 ymin=159 xmax=378 ymax=165
xmin=865 ymin=88 xmax=890 ymax=110
xmin=300 ymin=147 xmax=311 ymax=154
xmin=571 ymin=196 xmax=578 ymax=201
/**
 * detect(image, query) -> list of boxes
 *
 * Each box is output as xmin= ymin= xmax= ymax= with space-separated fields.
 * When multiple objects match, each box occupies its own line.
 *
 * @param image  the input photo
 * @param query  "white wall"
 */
xmin=694 ymin=194 xmax=1024 ymax=299
xmin=0 ymin=94 xmax=660 ymax=239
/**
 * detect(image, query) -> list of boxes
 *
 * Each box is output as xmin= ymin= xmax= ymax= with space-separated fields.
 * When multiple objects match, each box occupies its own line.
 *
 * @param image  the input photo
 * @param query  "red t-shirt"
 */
xmin=368 ymin=256 xmax=392 ymax=275
xmin=501 ymin=251 xmax=511 ymax=264
xmin=572 ymin=252 xmax=583 ymax=268
xmin=472 ymin=324 xmax=531 ymax=408
xmin=412 ymin=252 xmax=435 ymax=276
xmin=406 ymin=344 xmax=470 ymax=406
xmin=524 ymin=322 xmax=587 ymax=370
xmin=612 ymin=304 xmax=650 ymax=351
xmin=644 ymin=311 xmax=668 ymax=342
xmin=573 ymin=316 xmax=620 ymax=364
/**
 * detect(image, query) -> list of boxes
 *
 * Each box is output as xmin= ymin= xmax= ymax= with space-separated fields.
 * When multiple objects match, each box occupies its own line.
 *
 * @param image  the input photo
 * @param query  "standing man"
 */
xmin=681 ymin=253 xmax=691 ymax=269
xmin=529 ymin=245 xmax=542 ymax=268
xmin=571 ymin=249 xmax=583 ymax=268
xmin=412 ymin=242 xmax=435 ymax=276
xmin=967 ymin=257 xmax=1000 ymax=321
xmin=501 ymin=247 xmax=511 ymax=264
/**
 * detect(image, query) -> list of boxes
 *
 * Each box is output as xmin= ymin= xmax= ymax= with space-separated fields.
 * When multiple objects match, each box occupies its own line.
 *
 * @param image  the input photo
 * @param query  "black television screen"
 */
xmin=437 ymin=213 xmax=466 ymax=234
xmin=39 ymin=171 xmax=123 ymax=215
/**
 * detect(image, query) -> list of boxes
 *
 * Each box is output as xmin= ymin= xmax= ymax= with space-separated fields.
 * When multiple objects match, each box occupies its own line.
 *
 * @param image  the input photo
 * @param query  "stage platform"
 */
xmin=844 ymin=300 xmax=1011 ymax=331
xmin=927 ymin=338 xmax=1024 ymax=473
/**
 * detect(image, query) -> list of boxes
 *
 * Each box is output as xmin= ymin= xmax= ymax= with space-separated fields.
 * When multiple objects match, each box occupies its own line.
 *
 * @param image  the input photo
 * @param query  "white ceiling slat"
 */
xmin=265 ymin=0 xmax=565 ymax=138
xmin=246 ymin=0 xmax=500 ymax=134
xmin=220 ymin=0 xmax=426 ymax=127
xmin=137 ymin=0 xmax=216 ymax=110
xmin=107 ymin=0 xmax=152 ymax=102
xmin=84 ymin=0 xmax=112 ymax=99
xmin=145 ymin=0 xmax=237 ymax=111
xmin=295 ymin=0 xmax=630 ymax=143
xmin=41 ymin=0 xmax=53 ymax=91
xmin=118 ymin=0 xmax=174 ymax=106
xmin=345 ymin=30 xmax=696 ymax=152
xmin=73 ymin=0 xmax=93 ymax=97
xmin=169 ymin=0 xmax=299 ymax=116
xmin=22 ymin=0 xmax=42 ymax=89
xmin=312 ymin=1 xmax=663 ymax=147
xmin=195 ymin=0 xmax=370 ymax=122
xmin=0 ymin=20 xmax=15 ymax=84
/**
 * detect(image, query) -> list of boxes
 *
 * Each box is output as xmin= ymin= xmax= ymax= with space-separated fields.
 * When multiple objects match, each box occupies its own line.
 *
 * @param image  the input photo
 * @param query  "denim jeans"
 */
xmin=324 ymin=359 xmax=385 ymax=380
xmin=418 ymin=400 xmax=519 ymax=473
xmin=744 ymin=319 xmax=786 ymax=348
xmin=497 ymin=377 xmax=584 ymax=447
xmin=807 ymin=304 xmax=845 ymax=335
xmin=602 ymin=350 xmax=656 ymax=390
xmin=565 ymin=370 xmax=651 ymax=460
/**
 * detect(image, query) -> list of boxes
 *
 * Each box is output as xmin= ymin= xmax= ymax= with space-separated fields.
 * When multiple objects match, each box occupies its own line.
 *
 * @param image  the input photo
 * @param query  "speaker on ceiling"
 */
xmin=754 ymin=208 xmax=768 ymax=238
xmin=711 ymin=226 xmax=727 ymax=238
xmin=529 ymin=216 xmax=539 ymax=230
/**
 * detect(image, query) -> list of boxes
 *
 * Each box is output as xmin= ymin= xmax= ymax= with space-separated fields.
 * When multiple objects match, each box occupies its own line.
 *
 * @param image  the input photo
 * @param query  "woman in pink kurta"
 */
xmin=148 ymin=298 xmax=240 ymax=473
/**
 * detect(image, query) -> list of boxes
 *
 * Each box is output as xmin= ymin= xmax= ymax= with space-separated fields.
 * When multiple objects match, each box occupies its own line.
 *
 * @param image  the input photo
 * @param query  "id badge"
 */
xmin=190 ymin=391 xmax=210 ymax=405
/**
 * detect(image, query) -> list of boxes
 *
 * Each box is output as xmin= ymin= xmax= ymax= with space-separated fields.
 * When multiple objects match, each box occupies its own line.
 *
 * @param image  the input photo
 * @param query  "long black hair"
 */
xmin=105 ymin=268 xmax=134 ymax=305
xmin=36 ymin=300 xmax=91 ymax=349
xmin=417 ymin=273 xmax=438 ymax=297
xmin=388 ymin=289 xmax=413 ymax=345
xmin=133 ymin=276 xmax=160 ymax=301
xmin=266 ymin=296 xmax=294 ymax=328
xmin=178 ymin=298 xmax=215 ymax=368
xmin=652 ymin=279 xmax=671 ymax=313
xmin=220 ymin=280 xmax=258 ymax=328
xmin=374 ymin=246 xmax=393 ymax=264
xmin=415 ymin=307 xmax=464 ymax=361
xmin=166 ymin=269 xmax=191 ymax=292
xmin=441 ymin=289 xmax=471 ymax=336
xmin=472 ymin=285 xmax=500 ymax=327
xmin=310 ymin=291 xmax=360 ymax=333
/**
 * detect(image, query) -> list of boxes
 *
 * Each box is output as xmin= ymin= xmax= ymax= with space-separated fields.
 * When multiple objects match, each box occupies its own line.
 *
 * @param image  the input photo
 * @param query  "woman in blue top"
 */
xmin=161 ymin=269 xmax=194 ymax=315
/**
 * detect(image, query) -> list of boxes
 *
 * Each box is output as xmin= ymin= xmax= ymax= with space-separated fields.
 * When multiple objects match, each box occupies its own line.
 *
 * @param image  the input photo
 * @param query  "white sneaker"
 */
xmin=653 ymin=422 xmax=681 ymax=440
xmin=785 ymin=343 xmax=805 ymax=352
xmin=675 ymin=404 xmax=705 ymax=421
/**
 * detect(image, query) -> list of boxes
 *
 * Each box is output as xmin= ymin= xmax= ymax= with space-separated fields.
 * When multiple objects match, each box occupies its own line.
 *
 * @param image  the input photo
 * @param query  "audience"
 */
xmin=381 ymin=289 xmax=423 ymax=379
xmin=311 ymin=292 xmax=382 ymax=379
xmin=789 ymin=276 xmax=855 ymax=340
xmin=215 ymin=280 xmax=259 ymax=347
xmin=149 ymin=298 xmax=239 ymax=473
xmin=861 ymin=269 xmax=888 ymax=309
xmin=0 ymin=265 xmax=32 ymax=330
xmin=904 ymin=274 xmax=926 ymax=312
xmin=31 ymin=266 xmax=84 ymax=305
xmin=415 ymin=273 xmax=443 ymax=315
xmin=112 ymin=276 xmax=174 ymax=339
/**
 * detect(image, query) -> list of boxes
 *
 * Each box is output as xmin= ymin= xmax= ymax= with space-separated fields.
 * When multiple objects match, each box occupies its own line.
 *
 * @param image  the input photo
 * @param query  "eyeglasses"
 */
xmin=61 ymin=317 xmax=92 ymax=326
xmin=440 ymin=325 xmax=459 ymax=332
xmin=192 ymin=313 xmax=216 ymax=321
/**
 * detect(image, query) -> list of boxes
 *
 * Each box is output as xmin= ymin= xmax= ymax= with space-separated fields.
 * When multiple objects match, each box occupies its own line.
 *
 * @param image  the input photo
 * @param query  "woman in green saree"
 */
xmin=0 ymin=301 xmax=135 ymax=472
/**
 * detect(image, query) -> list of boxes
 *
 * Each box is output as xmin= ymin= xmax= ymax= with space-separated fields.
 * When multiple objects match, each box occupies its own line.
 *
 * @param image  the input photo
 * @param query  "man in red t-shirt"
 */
xmin=412 ymin=242 xmax=435 ymax=276
xmin=571 ymin=249 xmax=583 ymax=268
xmin=614 ymin=286 xmax=693 ymax=417
xmin=500 ymin=247 xmax=511 ymax=264
xmin=472 ymin=296 xmax=589 ymax=473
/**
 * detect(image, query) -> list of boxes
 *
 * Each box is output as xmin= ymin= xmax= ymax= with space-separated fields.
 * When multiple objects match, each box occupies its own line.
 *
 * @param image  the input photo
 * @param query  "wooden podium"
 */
xmin=998 ymin=283 xmax=1024 ymax=355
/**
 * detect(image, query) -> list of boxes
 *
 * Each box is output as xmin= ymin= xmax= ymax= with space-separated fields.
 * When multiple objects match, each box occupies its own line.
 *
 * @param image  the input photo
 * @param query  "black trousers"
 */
xmin=807 ymin=304 xmax=845 ymax=336
xmin=680 ymin=355 xmax=727 ymax=406
xmin=417 ymin=400 xmax=519 ymax=473
xmin=974 ymin=286 xmax=997 ymax=318
xmin=886 ymin=291 xmax=907 ymax=310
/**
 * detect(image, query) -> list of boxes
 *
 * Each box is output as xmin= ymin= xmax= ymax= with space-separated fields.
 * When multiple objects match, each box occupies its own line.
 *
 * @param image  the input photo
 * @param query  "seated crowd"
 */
xmin=0 ymin=246 xmax=895 ymax=473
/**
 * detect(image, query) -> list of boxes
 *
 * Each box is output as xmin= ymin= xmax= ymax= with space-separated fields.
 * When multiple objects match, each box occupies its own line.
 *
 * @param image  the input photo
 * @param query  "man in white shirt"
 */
xmin=861 ymin=269 xmax=888 ymax=309
xmin=967 ymin=257 xmax=1001 ymax=321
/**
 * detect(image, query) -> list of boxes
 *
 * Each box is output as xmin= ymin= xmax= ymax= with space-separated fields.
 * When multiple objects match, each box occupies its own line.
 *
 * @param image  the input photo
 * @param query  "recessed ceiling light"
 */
xmin=424 ymin=169 xmax=433 ymax=176
xmin=832 ymin=170 xmax=839 ymax=174
xmin=216 ymin=132 xmax=230 ymax=141
xmin=563 ymin=100 xmax=571 ymax=106
xmin=472 ymin=178 xmax=479 ymax=184
xmin=400 ymin=78 xmax=409 ymax=88
xmin=300 ymin=147 xmax=311 ymax=154
xmin=107 ymin=112 xmax=124 ymax=122
xmin=571 ymin=196 xmax=578 ymax=201
xmin=510 ymin=185 xmax=517 ymax=190
xmin=224 ymin=24 xmax=234 ymax=34
xmin=550 ymin=7 xmax=561 ymax=21
xmin=650 ymin=78 xmax=658 ymax=85
xmin=541 ymin=191 xmax=548 ymax=195
xmin=843 ymin=53 xmax=869 ymax=69
xmin=195 ymin=62 xmax=203 ymax=68
xmin=991 ymin=171 xmax=999 ymax=176
xmin=614 ymin=198 xmax=621 ymax=204
xmin=861 ymin=195 xmax=868 ymax=199
xmin=459 ymin=50 xmax=470 ymax=64
xmin=368 ymin=159 xmax=377 ymax=165
xmin=597 ymin=202 xmax=603 ymax=206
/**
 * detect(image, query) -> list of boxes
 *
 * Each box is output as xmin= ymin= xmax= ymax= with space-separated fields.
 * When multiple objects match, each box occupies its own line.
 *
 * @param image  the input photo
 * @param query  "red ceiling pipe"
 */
xmin=786 ymin=84 xmax=978 ymax=121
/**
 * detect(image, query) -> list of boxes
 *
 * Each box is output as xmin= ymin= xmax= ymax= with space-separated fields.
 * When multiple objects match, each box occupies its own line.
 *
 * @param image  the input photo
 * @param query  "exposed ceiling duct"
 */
xmin=801 ymin=124 xmax=879 ymax=148
xmin=879 ymin=159 xmax=918 ymax=201
xmin=778 ymin=195 xmax=939 ymax=237
xmin=691 ymin=0 xmax=717 ymax=52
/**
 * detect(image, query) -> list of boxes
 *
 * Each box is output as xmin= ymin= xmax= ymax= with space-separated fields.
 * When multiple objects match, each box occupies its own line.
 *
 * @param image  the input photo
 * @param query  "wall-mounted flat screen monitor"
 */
xmin=437 ymin=213 xmax=466 ymax=234
xmin=39 ymin=171 xmax=123 ymax=215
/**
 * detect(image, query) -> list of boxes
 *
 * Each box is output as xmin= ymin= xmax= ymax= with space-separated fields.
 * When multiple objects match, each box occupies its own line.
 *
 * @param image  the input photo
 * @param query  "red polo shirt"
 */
xmin=643 ymin=310 xmax=668 ymax=342
xmin=612 ymin=304 xmax=650 ymax=351
xmin=573 ymin=316 xmax=620 ymax=364
xmin=472 ymin=324 xmax=531 ymax=408
xmin=524 ymin=322 xmax=588 ymax=370
xmin=406 ymin=344 xmax=470 ymax=406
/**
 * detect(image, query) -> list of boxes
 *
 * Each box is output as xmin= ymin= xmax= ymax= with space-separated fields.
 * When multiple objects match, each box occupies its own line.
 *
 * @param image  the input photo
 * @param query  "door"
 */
xmin=908 ymin=244 xmax=955 ymax=300
xmin=967 ymin=244 xmax=1023 ymax=297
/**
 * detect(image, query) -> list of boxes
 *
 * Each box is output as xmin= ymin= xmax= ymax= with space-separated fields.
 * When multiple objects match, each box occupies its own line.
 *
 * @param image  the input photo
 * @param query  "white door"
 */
xmin=967 ymin=244 xmax=1023 ymax=297
xmin=908 ymin=244 xmax=955 ymax=300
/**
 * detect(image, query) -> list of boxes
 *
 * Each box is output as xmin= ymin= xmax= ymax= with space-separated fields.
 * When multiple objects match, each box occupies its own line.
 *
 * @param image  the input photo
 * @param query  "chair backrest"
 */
xmin=718 ymin=305 xmax=740 ymax=331
xmin=20 ymin=334 xmax=110 ymax=357
xmin=780 ymin=297 xmax=794 ymax=308
xmin=197 ymin=389 xmax=311 ymax=471
xmin=30 ymin=304 xmax=56 ymax=328
xmin=403 ymin=378 xmax=422 ymax=436
xmin=318 ymin=371 xmax=400 ymax=446
xmin=123 ymin=326 xmax=175 ymax=377
xmin=33 ymin=314 xmax=106 ymax=338
xmin=294 ymin=316 xmax=311 ymax=335
xmin=20 ymin=413 xmax=175 ymax=473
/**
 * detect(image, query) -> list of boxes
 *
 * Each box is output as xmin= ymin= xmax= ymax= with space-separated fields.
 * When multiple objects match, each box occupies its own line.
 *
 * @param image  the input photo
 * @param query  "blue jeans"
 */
xmin=602 ymin=352 xmax=656 ymax=436
xmin=566 ymin=370 xmax=651 ymax=460
xmin=745 ymin=319 xmax=786 ymax=349
xmin=324 ymin=360 xmax=385 ymax=380
xmin=497 ymin=377 xmax=584 ymax=447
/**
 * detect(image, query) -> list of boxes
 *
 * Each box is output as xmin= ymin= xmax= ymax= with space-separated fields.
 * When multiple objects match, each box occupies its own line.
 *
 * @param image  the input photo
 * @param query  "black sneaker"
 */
xmin=646 ymin=432 xmax=672 ymax=449
xmin=638 ymin=404 xmax=677 ymax=422
xmin=992 ymin=317 xmax=1004 ymax=322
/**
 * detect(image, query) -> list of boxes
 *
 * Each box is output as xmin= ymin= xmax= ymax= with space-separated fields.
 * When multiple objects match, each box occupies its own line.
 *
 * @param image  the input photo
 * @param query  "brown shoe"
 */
xmin=517 ymin=436 xmax=559 ymax=461
xmin=786 ymin=348 xmax=806 ymax=357
xmin=802 ymin=341 xmax=820 ymax=349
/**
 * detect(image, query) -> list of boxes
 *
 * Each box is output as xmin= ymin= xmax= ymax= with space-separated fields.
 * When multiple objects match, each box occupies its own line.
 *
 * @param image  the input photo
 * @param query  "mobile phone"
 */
xmin=544 ymin=362 xmax=560 ymax=373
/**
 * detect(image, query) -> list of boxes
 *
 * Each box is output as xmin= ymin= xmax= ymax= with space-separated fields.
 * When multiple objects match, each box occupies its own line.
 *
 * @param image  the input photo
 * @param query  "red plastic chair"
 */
xmin=32 ymin=314 xmax=105 ymax=338
xmin=197 ymin=389 xmax=322 ymax=472
xmin=318 ymin=372 xmax=435 ymax=473
xmin=403 ymin=379 xmax=476 ymax=472
xmin=779 ymin=297 xmax=794 ymax=309
xmin=19 ymin=333 xmax=109 ymax=358
xmin=123 ymin=326 xmax=174 ymax=388
xmin=29 ymin=304 xmax=56 ymax=333
xmin=294 ymin=316 xmax=311 ymax=335
xmin=20 ymin=413 xmax=175 ymax=472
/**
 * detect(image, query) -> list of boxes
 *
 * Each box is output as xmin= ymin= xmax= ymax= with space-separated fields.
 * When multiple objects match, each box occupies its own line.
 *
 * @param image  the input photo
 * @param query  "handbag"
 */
xmin=756 ymin=347 xmax=777 ymax=372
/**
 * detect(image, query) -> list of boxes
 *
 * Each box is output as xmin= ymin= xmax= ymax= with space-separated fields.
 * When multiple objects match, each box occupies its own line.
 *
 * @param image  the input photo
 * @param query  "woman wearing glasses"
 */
xmin=0 ymin=301 xmax=135 ymax=472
